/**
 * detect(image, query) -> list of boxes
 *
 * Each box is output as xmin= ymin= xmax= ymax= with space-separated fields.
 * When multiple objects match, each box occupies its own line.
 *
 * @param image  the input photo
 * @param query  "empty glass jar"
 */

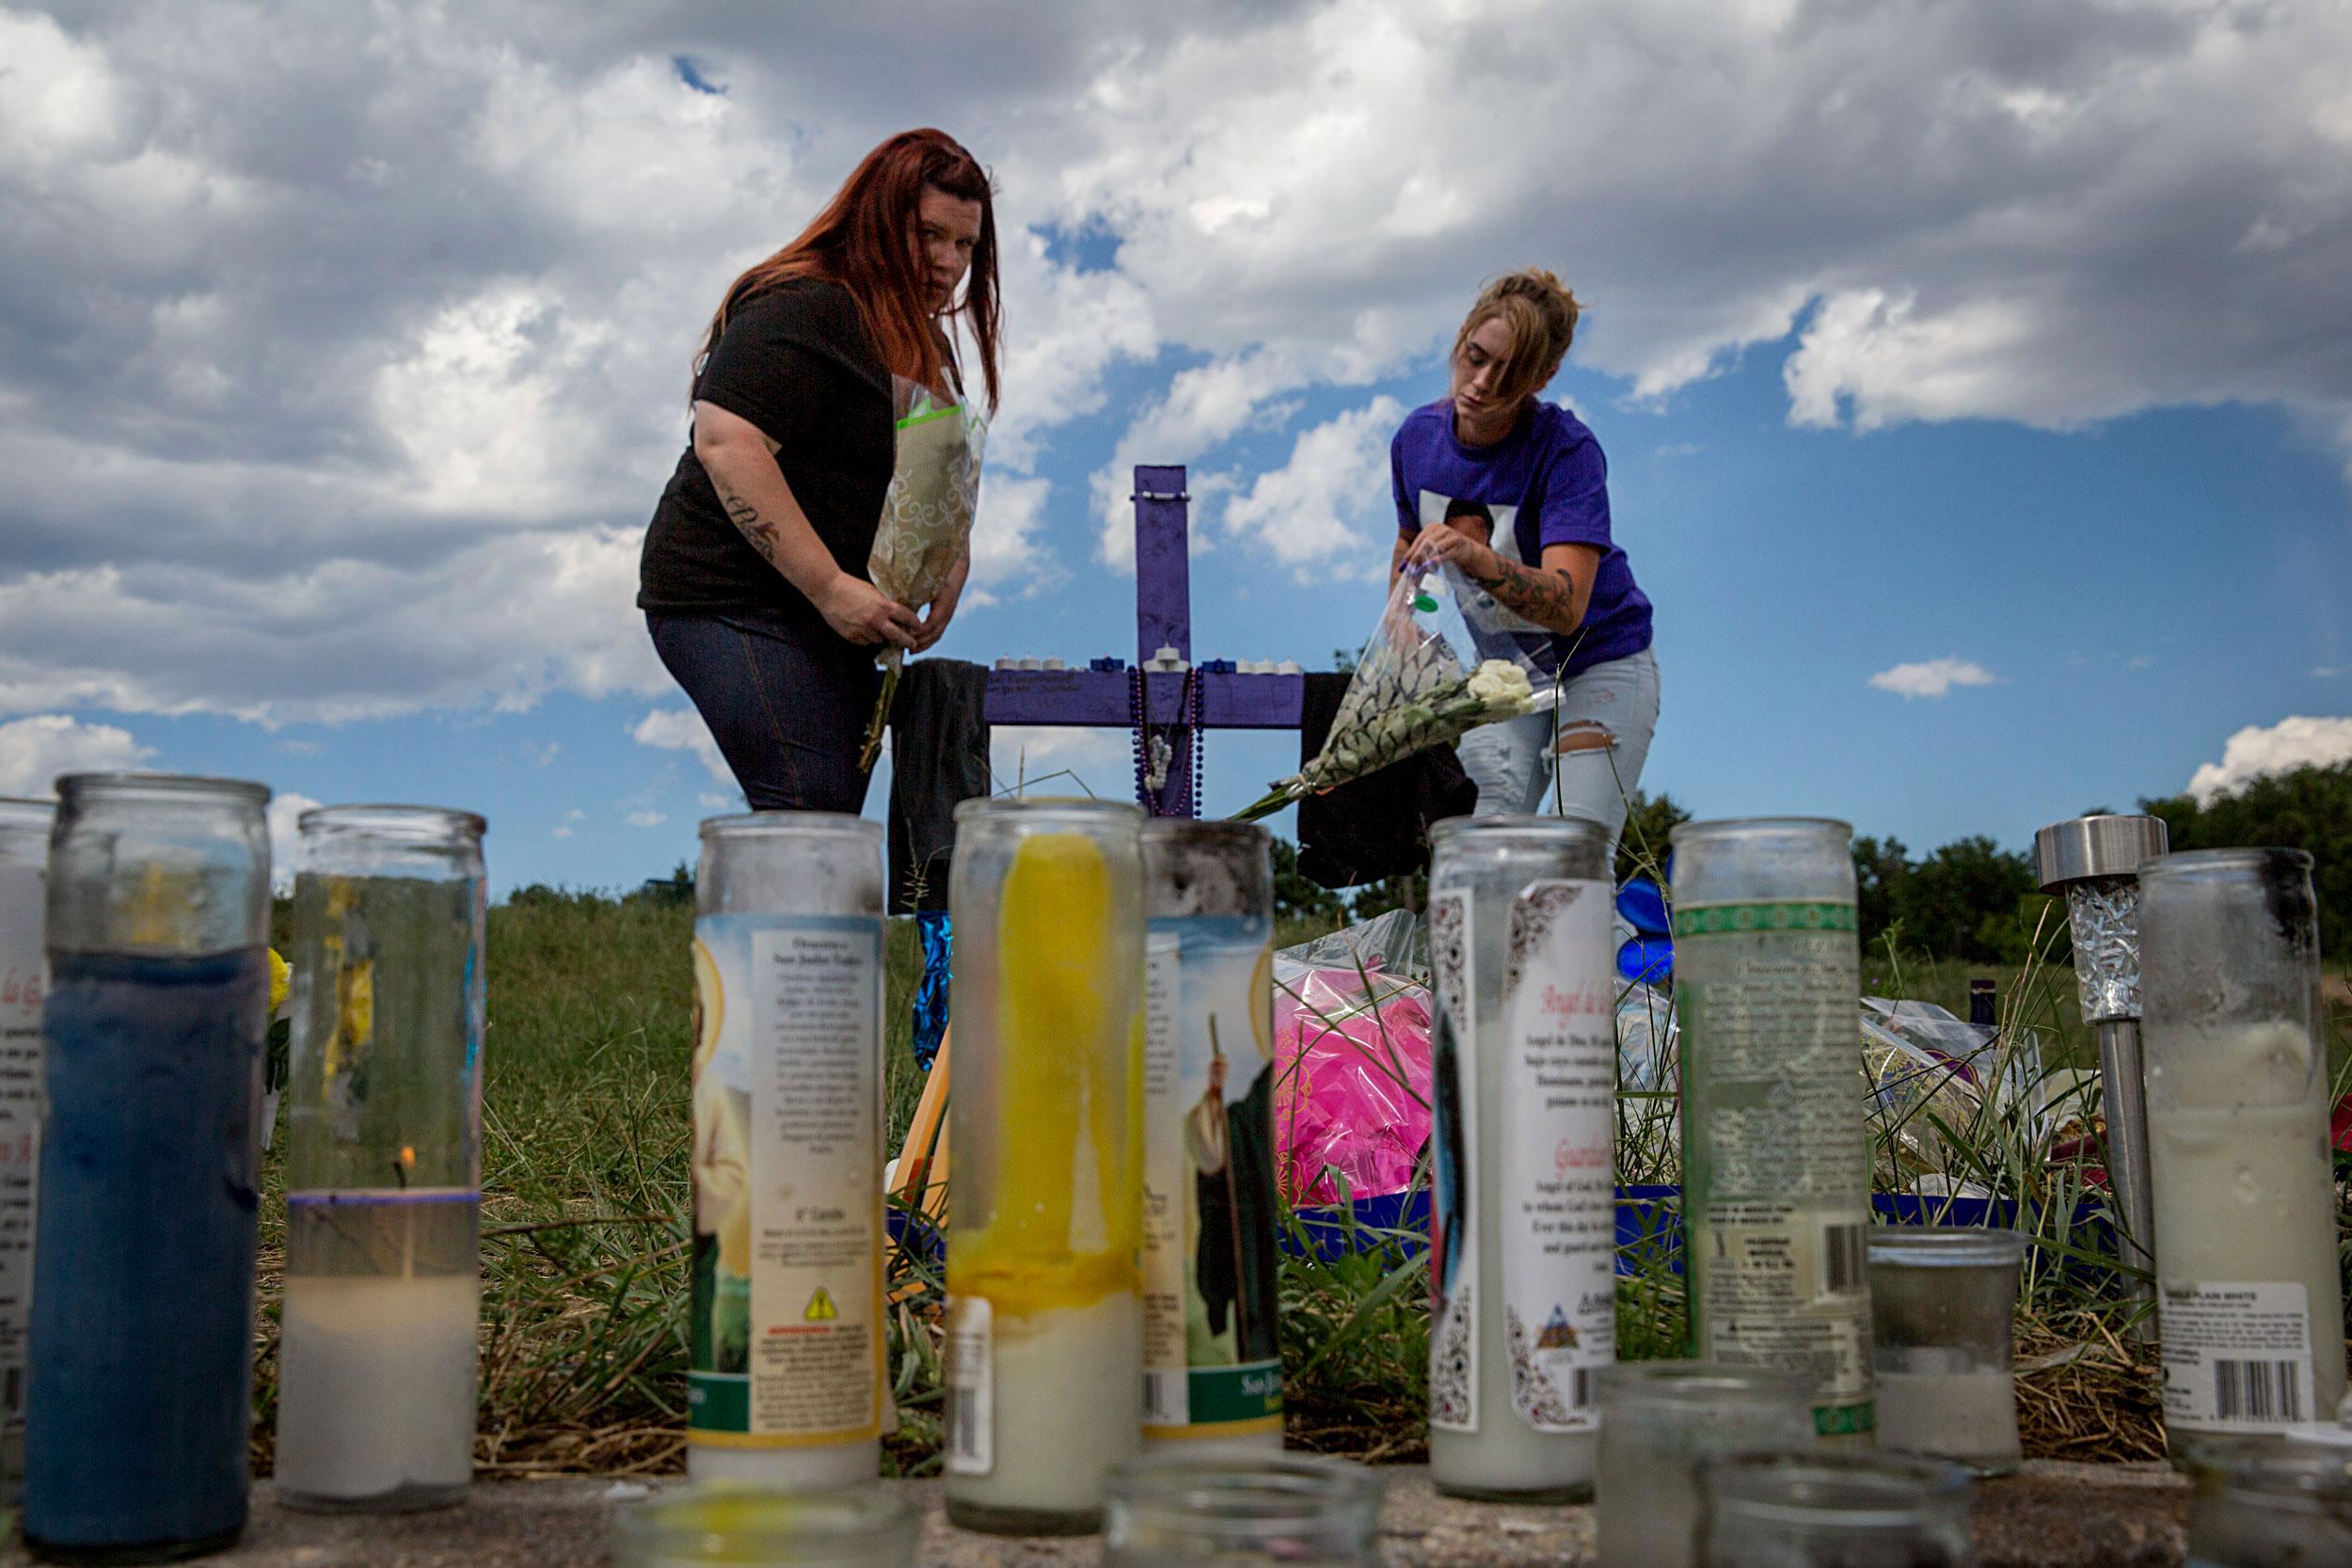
xmin=1699 ymin=1451 xmax=1975 ymax=1567
xmin=1597 ymin=1362 xmax=1819 ymax=1568
xmin=2187 ymin=1442 xmax=2352 ymax=1565
xmin=1103 ymin=1452 xmax=1383 ymax=1567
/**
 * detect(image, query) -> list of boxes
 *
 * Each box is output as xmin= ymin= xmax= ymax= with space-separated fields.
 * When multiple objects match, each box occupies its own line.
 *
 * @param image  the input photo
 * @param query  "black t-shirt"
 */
xmin=638 ymin=278 xmax=895 ymax=629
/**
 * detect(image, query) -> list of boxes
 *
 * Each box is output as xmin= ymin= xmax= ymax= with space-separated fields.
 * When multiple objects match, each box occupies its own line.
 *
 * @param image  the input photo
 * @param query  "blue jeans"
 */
xmin=645 ymin=611 xmax=883 ymax=814
xmin=1454 ymin=647 xmax=1661 ymax=850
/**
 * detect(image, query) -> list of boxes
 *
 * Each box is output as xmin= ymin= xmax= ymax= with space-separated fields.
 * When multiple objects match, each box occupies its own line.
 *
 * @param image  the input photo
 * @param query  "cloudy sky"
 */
xmin=4 ymin=0 xmax=2350 ymax=892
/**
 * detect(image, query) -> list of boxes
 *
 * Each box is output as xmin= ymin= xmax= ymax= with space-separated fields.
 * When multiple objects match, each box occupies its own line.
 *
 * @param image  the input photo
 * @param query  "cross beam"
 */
xmin=983 ymin=465 xmax=1307 ymax=817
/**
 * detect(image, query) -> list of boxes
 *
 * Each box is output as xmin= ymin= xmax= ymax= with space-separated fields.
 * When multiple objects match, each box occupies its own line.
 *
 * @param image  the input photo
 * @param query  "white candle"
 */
xmin=1426 ymin=820 xmax=1616 ymax=1501
xmin=2141 ymin=852 xmax=2349 ymax=1457
xmin=946 ymin=1294 xmax=1141 ymax=1517
xmin=275 ymin=1270 xmax=477 ymax=1507
xmin=1872 ymin=1368 xmax=2020 ymax=1467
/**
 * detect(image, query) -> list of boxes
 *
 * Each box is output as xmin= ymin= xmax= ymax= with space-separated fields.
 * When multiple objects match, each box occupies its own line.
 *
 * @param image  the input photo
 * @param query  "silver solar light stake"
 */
xmin=2034 ymin=814 xmax=2169 ymax=1340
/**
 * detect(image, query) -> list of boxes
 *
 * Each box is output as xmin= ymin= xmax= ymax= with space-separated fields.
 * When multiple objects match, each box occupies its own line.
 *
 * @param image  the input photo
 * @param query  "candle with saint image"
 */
xmin=1425 ymin=816 xmax=1617 ymax=1501
xmin=1139 ymin=821 xmax=1283 ymax=1453
xmin=946 ymin=800 xmax=1145 ymax=1535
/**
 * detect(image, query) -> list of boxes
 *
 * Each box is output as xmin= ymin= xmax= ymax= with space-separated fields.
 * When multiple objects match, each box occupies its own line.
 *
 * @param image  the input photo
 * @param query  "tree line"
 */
xmin=1276 ymin=762 xmax=2352 ymax=964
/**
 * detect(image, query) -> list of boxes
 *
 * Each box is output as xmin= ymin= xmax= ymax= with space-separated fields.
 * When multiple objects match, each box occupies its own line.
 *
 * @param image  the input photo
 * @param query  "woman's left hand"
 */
xmin=913 ymin=550 xmax=971 ymax=653
xmin=1406 ymin=522 xmax=1497 ymax=581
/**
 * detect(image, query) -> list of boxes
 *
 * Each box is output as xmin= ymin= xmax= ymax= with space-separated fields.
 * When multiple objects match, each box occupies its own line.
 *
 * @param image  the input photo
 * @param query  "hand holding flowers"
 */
xmin=1229 ymin=561 xmax=1552 ymax=822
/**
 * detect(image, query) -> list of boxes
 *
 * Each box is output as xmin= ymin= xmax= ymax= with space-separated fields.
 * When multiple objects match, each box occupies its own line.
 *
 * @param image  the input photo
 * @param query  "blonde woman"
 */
xmin=1392 ymin=269 xmax=1659 ymax=843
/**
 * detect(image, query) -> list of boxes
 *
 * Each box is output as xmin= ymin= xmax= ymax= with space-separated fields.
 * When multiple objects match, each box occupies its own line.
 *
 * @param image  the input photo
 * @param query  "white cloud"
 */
xmin=6 ymin=0 xmax=2352 ymax=733
xmin=0 ymin=528 xmax=665 ymax=723
xmin=2314 ymin=665 xmax=2344 ymax=679
xmin=264 ymin=791 xmax=323 ymax=894
xmin=1867 ymin=657 xmax=2000 ymax=700
xmin=1091 ymin=349 xmax=1304 ymax=568
xmin=697 ymin=791 xmax=735 ymax=811
xmin=966 ymin=474 xmax=1057 ymax=605
xmin=632 ymin=707 xmax=730 ymax=787
xmin=989 ymin=725 xmax=1128 ymax=798
xmin=0 ymin=714 xmax=154 ymax=797
xmin=2187 ymin=715 xmax=2352 ymax=805
xmin=550 ymin=823 xmax=572 ymax=838
xmin=1223 ymin=398 xmax=1404 ymax=578
xmin=627 ymin=810 xmax=667 ymax=827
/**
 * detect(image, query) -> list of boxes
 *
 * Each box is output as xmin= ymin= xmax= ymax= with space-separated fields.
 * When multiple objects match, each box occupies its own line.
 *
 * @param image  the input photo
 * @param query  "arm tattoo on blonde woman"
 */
xmin=1471 ymin=557 xmax=1580 ymax=630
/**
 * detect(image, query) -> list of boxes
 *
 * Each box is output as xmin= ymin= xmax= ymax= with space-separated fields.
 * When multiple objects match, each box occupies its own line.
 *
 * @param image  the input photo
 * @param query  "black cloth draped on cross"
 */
xmin=1294 ymin=672 xmax=1478 ymax=889
xmin=885 ymin=657 xmax=992 ymax=913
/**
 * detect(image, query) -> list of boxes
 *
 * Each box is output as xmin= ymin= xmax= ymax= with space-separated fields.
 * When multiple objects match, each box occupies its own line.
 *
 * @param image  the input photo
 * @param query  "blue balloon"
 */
xmin=1617 ymin=934 xmax=1674 ymax=984
xmin=1616 ymin=875 xmax=1671 ymax=935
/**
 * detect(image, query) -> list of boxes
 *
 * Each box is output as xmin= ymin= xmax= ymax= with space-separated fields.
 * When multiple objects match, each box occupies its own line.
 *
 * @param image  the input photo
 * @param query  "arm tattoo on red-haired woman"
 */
xmin=718 ymin=486 xmax=781 ymax=563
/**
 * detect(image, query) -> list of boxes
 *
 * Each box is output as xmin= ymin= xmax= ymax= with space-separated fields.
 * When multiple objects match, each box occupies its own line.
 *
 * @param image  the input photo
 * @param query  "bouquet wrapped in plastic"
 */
xmin=1270 ymin=912 xmax=1435 ymax=1206
xmin=856 ymin=377 xmax=986 ymax=769
xmin=1229 ymin=558 xmax=1554 ymax=822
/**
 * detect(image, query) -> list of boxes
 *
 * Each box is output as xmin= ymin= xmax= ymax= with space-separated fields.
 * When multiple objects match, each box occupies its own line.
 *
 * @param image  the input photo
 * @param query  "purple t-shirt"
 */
xmin=1390 ymin=398 xmax=1653 ymax=677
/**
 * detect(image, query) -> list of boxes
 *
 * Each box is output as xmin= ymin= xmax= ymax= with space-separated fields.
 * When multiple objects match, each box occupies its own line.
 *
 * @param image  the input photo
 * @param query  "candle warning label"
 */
xmin=688 ymin=913 xmax=883 ymax=1448
xmin=1139 ymin=917 xmax=1284 ymax=1438
xmin=0 ymin=860 xmax=40 ymax=1433
xmin=2163 ymin=1281 xmax=2317 ymax=1433
xmin=1499 ymin=879 xmax=1614 ymax=1433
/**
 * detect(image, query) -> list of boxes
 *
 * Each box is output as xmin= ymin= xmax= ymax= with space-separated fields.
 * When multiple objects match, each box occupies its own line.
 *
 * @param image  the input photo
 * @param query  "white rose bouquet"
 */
xmin=856 ymin=377 xmax=986 ymax=771
xmin=1230 ymin=562 xmax=1554 ymax=823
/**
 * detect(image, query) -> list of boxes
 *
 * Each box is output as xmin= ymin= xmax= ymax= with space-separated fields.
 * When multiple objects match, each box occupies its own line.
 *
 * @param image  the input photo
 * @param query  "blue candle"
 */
xmin=24 ymin=945 xmax=266 ymax=1560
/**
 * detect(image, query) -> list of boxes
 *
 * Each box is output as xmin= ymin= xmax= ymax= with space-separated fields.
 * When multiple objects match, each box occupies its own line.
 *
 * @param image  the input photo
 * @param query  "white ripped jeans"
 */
xmin=1454 ymin=647 xmax=1661 ymax=847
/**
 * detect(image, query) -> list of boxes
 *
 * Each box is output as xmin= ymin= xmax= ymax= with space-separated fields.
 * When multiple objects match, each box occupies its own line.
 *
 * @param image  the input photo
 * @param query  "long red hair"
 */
xmin=699 ymin=129 xmax=1000 ymax=412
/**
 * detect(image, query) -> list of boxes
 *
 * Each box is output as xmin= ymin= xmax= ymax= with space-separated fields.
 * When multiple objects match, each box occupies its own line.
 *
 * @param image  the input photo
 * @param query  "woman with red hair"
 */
xmin=639 ymin=129 xmax=1000 ymax=812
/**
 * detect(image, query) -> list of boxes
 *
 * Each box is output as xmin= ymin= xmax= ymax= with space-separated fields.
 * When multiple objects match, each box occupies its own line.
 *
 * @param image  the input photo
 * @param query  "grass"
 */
xmin=244 ymin=883 xmax=2351 ymax=1477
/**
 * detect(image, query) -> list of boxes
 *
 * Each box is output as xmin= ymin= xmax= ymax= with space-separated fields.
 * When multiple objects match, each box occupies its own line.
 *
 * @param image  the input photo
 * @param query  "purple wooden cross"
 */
xmin=983 ymin=464 xmax=1306 ymax=817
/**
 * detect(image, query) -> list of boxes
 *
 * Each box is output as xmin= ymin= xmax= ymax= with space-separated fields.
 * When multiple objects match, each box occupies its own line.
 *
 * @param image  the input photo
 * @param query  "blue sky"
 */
xmin=4 ymin=3 xmax=2349 ymax=896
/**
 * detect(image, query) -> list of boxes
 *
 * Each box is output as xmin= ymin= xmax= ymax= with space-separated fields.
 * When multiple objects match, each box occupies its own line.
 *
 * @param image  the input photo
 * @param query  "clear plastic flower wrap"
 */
xmin=856 ymin=376 xmax=986 ymax=769
xmin=1270 ymin=914 xmax=1436 ymax=1207
xmin=1229 ymin=559 xmax=1557 ymax=822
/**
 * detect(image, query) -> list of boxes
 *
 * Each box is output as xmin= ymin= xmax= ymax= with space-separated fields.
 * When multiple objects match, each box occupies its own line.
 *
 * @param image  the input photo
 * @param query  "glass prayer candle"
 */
xmin=2187 ymin=1443 xmax=2352 ymax=1566
xmin=1138 ymin=820 xmax=1282 ymax=1452
xmin=1867 ymin=1228 xmax=2027 ymax=1475
xmin=0 ymin=798 xmax=52 ymax=1513
xmin=1103 ymin=1452 xmax=1383 ymax=1567
xmin=1673 ymin=817 xmax=1876 ymax=1441
xmin=275 ymin=806 xmax=487 ymax=1513
xmin=2141 ymin=849 xmax=2347 ymax=1459
xmin=1699 ymin=1451 xmax=1975 ymax=1567
xmin=25 ymin=772 xmax=272 ymax=1561
xmin=1425 ymin=815 xmax=1616 ymax=1501
xmin=688 ymin=814 xmax=888 ymax=1487
xmin=1596 ymin=1362 xmax=1818 ymax=1568
xmin=945 ymin=798 xmax=1146 ymax=1534
xmin=611 ymin=1485 xmax=919 ymax=1568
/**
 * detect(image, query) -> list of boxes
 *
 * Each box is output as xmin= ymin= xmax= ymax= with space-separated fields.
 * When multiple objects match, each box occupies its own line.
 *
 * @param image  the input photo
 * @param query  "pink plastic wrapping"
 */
xmin=1271 ymin=962 xmax=1434 ymax=1207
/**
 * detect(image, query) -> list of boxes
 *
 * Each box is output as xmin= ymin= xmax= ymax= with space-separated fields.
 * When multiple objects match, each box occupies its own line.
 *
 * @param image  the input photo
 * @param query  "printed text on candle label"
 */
xmin=1499 ymin=879 xmax=1613 ymax=1433
xmin=2163 ymin=1281 xmax=2316 ymax=1432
